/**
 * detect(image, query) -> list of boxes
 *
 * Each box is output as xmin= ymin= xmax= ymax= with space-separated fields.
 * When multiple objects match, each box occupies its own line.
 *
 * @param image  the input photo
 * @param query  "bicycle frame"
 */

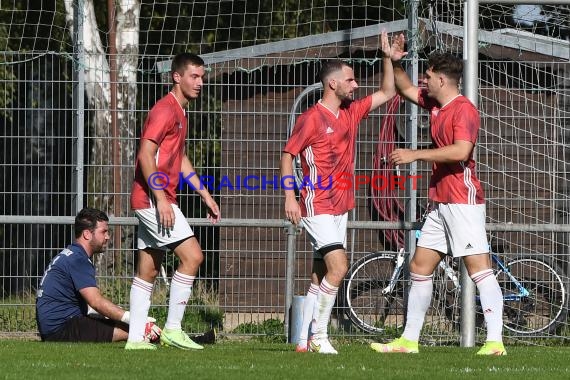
xmin=442 ymin=253 xmax=531 ymax=302
xmin=491 ymin=254 xmax=530 ymax=300
xmin=380 ymin=247 xmax=531 ymax=303
xmin=382 ymin=249 xmax=406 ymax=295
xmin=381 ymin=248 xmax=461 ymax=295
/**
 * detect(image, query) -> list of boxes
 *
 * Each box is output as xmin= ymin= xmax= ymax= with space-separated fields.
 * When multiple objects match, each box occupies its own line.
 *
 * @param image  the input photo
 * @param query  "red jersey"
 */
xmin=283 ymin=96 xmax=372 ymax=216
xmin=131 ymin=93 xmax=187 ymax=209
xmin=417 ymin=89 xmax=484 ymax=204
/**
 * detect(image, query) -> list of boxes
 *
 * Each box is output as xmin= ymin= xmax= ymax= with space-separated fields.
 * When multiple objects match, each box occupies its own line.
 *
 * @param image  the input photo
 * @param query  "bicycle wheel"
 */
xmin=342 ymin=252 xmax=405 ymax=334
xmin=496 ymin=255 xmax=568 ymax=335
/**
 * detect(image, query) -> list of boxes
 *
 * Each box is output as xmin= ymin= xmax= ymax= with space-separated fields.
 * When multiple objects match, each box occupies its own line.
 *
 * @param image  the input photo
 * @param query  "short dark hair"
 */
xmin=427 ymin=53 xmax=463 ymax=84
xmin=318 ymin=60 xmax=351 ymax=86
xmin=75 ymin=208 xmax=109 ymax=238
xmin=171 ymin=52 xmax=205 ymax=82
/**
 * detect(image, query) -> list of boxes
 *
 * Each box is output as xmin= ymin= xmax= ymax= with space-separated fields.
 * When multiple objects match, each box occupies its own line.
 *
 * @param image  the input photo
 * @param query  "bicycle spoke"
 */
xmin=343 ymin=253 xmax=405 ymax=334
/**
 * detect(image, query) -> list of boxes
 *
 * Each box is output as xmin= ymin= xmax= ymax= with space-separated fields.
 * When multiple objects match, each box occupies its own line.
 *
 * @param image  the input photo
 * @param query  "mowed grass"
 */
xmin=1 ymin=340 xmax=569 ymax=380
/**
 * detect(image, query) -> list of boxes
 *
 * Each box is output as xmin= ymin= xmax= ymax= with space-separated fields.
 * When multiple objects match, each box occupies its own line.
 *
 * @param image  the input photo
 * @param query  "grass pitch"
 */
xmin=2 ymin=340 xmax=569 ymax=380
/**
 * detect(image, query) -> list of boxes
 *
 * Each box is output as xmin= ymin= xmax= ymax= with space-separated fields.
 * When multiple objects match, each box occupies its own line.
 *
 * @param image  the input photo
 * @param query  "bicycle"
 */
xmin=342 ymin=246 xmax=568 ymax=336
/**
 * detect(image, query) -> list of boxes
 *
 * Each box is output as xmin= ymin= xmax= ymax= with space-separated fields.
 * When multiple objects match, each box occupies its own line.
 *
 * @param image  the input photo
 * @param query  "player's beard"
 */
xmin=337 ymin=88 xmax=354 ymax=105
xmin=340 ymin=97 xmax=352 ymax=108
xmin=90 ymin=239 xmax=107 ymax=255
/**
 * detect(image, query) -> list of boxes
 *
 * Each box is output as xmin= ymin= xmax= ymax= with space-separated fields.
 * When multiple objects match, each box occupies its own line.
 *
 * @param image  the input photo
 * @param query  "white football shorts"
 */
xmin=302 ymin=213 xmax=348 ymax=259
xmin=417 ymin=202 xmax=488 ymax=258
xmin=135 ymin=204 xmax=194 ymax=251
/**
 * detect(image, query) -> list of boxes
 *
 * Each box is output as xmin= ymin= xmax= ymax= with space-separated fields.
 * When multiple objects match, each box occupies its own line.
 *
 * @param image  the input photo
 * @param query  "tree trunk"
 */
xmin=64 ymin=0 xmax=140 ymax=275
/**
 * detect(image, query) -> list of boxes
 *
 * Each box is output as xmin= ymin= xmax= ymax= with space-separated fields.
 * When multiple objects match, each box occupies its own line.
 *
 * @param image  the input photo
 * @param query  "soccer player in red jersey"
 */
xmin=370 ymin=34 xmax=505 ymax=356
xmin=125 ymin=53 xmax=220 ymax=350
xmin=280 ymin=31 xmax=396 ymax=354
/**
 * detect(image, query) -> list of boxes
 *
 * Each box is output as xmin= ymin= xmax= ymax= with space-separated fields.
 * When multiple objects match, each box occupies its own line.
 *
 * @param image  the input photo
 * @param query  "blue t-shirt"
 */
xmin=35 ymin=242 xmax=97 ymax=336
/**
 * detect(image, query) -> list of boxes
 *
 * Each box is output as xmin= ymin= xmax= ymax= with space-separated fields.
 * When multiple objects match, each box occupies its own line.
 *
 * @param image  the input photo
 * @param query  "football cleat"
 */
xmin=309 ymin=338 xmax=338 ymax=354
xmin=125 ymin=341 xmax=157 ymax=350
xmin=191 ymin=328 xmax=217 ymax=345
xmin=295 ymin=343 xmax=308 ymax=353
xmin=370 ymin=337 xmax=419 ymax=354
xmin=476 ymin=341 xmax=507 ymax=356
xmin=160 ymin=328 xmax=204 ymax=350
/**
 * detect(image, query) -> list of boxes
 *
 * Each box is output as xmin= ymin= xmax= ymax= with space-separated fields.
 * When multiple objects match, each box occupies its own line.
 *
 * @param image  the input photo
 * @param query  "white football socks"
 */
xmin=402 ymin=272 xmax=433 ymax=342
xmin=298 ymin=283 xmax=319 ymax=346
xmin=127 ymin=277 xmax=154 ymax=343
xmin=472 ymin=269 xmax=504 ymax=342
xmin=164 ymin=271 xmax=195 ymax=330
xmin=313 ymin=277 xmax=338 ymax=341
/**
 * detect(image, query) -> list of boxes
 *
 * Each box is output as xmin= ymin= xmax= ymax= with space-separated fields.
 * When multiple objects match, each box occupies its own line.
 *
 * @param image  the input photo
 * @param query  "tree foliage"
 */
xmin=0 ymin=25 xmax=16 ymax=118
xmin=138 ymin=0 xmax=406 ymax=55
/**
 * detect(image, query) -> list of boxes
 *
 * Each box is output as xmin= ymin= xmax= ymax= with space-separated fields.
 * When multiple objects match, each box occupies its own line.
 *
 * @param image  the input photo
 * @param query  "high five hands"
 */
xmin=390 ymin=33 xmax=408 ymax=62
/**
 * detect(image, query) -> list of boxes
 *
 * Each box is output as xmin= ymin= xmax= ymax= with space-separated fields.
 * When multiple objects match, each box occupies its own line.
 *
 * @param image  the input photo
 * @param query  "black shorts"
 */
xmin=42 ymin=316 xmax=117 ymax=343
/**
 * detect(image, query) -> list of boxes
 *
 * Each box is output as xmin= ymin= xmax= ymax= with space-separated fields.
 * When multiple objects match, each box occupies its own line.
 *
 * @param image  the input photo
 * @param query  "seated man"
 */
xmin=35 ymin=207 xmax=160 ymax=343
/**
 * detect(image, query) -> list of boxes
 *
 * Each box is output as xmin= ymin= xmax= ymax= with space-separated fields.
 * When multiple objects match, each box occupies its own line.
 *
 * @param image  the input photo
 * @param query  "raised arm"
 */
xmin=390 ymin=33 xmax=420 ymax=105
xmin=369 ymin=31 xmax=396 ymax=111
